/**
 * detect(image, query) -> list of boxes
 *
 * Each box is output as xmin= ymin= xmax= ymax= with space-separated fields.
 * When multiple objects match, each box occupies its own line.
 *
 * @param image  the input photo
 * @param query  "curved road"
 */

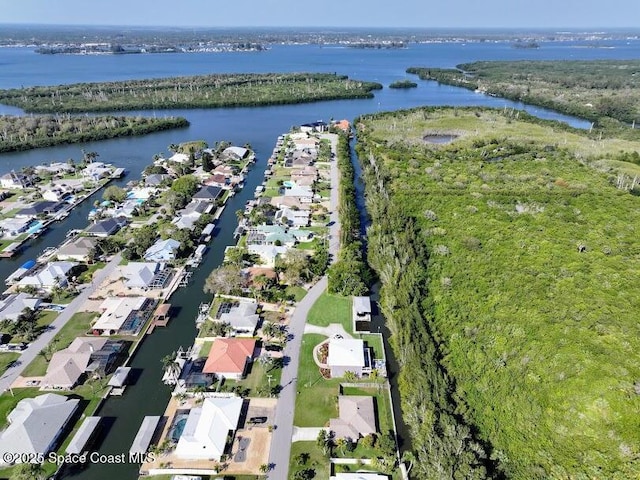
xmin=0 ymin=252 xmax=122 ymax=393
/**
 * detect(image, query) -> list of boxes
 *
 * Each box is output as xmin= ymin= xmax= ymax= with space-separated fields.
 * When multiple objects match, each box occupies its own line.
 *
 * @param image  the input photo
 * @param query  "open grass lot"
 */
xmin=359 ymin=334 xmax=384 ymax=360
xmin=408 ymin=60 xmax=640 ymax=129
xmin=285 ymin=285 xmax=307 ymax=302
xmin=21 ymin=311 xmax=97 ymax=377
xmin=225 ymin=357 xmax=283 ymax=397
xmin=357 ymin=106 xmax=640 ymax=479
xmin=289 ymin=441 xmax=331 ymax=480
xmin=307 ymin=292 xmax=352 ymax=331
xmin=0 ymin=352 xmax=20 ymax=377
xmin=294 ymin=334 xmax=341 ymax=426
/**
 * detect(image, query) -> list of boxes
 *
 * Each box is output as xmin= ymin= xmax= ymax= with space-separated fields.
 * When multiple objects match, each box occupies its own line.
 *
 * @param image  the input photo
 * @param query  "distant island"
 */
xmin=511 ymin=41 xmax=540 ymax=49
xmin=389 ymin=80 xmax=418 ymax=89
xmin=347 ymin=42 xmax=406 ymax=49
xmin=0 ymin=73 xmax=383 ymax=114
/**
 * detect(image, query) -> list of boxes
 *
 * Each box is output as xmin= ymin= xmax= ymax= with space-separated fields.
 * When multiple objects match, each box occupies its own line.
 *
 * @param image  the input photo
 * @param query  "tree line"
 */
xmin=0 ymin=114 xmax=188 ymax=152
xmin=0 ymin=73 xmax=383 ymax=113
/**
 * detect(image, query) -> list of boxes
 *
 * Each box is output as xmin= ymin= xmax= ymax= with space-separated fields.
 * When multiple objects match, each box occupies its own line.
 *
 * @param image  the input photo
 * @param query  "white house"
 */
xmin=0 ymin=394 xmax=79 ymax=464
xmin=0 ymin=171 xmax=31 ymax=190
xmin=275 ymin=207 xmax=311 ymax=227
xmin=56 ymin=237 xmax=96 ymax=262
xmin=144 ymin=239 xmax=180 ymax=262
xmin=0 ymin=293 xmax=41 ymax=322
xmin=283 ymin=185 xmax=314 ymax=203
xmin=122 ymin=262 xmax=161 ymax=289
xmin=0 ymin=217 xmax=32 ymax=238
xmin=327 ymin=338 xmax=367 ymax=378
xmin=92 ymin=296 xmax=152 ymax=335
xmin=247 ymin=244 xmax=289 ymax=267
xmin=174 ymin=396 xmax=243 ymax=461
xmin=17 ymin=261 xmax=77 ymax=291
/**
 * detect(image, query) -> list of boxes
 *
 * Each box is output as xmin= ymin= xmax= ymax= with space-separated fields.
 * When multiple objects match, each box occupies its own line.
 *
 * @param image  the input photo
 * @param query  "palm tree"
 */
xmin=402 ymin=450 xmax=416 ymax=475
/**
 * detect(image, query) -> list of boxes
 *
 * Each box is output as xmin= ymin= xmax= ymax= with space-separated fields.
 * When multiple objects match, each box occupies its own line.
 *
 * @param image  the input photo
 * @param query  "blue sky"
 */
xmin=0 ymin=0 xmax=636 ymax=28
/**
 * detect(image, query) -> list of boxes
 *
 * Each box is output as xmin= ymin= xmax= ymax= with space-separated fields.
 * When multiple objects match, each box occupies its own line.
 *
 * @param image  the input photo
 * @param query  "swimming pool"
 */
xmin=26 ymin=221 xmax=43 ymax=235
xmin=283 ymin=180 xmax=296 ymax=188
xmin=168 ymin=412 xmax=189 ymax=442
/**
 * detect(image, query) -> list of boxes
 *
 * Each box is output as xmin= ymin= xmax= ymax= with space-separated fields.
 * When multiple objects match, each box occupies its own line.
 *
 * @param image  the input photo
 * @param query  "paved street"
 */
xmin=266 ymin=133 xmax=341 ymax=478
xmin=0 ymin=252 xmax=122 ymax=392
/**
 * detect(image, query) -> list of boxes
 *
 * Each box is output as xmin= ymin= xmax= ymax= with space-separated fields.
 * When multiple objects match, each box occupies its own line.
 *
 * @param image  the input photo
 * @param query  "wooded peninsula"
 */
xmin=356 ymin=106 xmax=640 ymax=479
xmin=407 ymin=60 xmax=640 ymax=133
xmin=0 ymin=73 xmax=383 ymax=113
xmin=0 ymin=114 xmax=189 ymax=152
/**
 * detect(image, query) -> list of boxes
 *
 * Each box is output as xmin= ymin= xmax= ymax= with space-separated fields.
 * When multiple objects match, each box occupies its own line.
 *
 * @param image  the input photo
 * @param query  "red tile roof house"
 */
xmin=202 ymin=338 xmax=257 ymax=380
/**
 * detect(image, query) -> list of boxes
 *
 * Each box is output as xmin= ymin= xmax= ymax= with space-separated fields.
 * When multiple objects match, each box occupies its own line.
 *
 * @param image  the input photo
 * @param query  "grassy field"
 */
xmin=224 ymin=357 xmax=283 ymax=397
xmin=21 ymin=311 xmax=97 ymax=377
xmin=0 ymin=352 xmax=20 ymax=377
xmin=0 ymin=72 xmax=382 ymax=113
xmin=289 ymin=441 xmax=331 ymax=480
xmin=294 ymin=333 xmax=341 ymax=426
xmin=306 ymin=292 xmax=352 ymax=331
xmin=407 ymin=60 xmax=640 ymax=129
xmin=357 ymin=106 xmax=640 ymax=479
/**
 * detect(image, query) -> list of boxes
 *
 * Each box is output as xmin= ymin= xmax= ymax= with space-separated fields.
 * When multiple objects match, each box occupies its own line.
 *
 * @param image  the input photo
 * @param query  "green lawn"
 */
xmin=289 ymin=441 xmax=331 ymax=480
xmin=0 ymin=352 xmax=20 ymax=377
xmin=294 ymin=334 xmax=341 ymax=426
xmin=21 ymin=311 xmax=97 ymax=377
xmin=285 ymin=285 xmax=307 ymax=302
xmin=224 ymin=357 xmax=283 ymax=397
xmin=199 ymin=341 xmax=213 ymax=358
xmin=76 ymin=262 xmax=106 ymax=284
xmin=307 ymin=292 xmax=352 ymax=332
xmin=360 ymin=334 xmax=385 ymax=360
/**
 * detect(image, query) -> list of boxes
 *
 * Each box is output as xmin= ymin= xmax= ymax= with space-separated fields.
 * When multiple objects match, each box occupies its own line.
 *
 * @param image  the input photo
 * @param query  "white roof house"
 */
xmin=328 ymin=339 xmax=366 ymax=378
xmin=122 ymin=262 xmax=160 ymax=289
xmin=0 ymin=293 xmax=41 ymax=322
xmin=275 ymin=207 xmax=311 ymax=227
xmin=174 ymin=396 xmax=243 ymax=461
xmin=283 ymin=185 xmax=314 ymax=203
xmin=92 ymin=296 xmax=148 ymax=335
xmin=17 ymin=261 xmax=77 ymax=291
xmin=172 ymin=211 xmax=201 ymax=231
xmin=169 ymin=153 xmax=190 ymax=163
xmin=223 ymin=146 xmax=250 ymax=160
xmin=247 ymin=244 xmax=289 ymax=267
xmin=144 ymin=239 xmax=180 ymax=262
xmin=0 ymin=217 xmax=32 ymax=238
xmin=56 ymin=237 xmax=96 ymax=262
xmin=218 ymin=300 xmax=260 ymax=336
xmin=0 ymin=393 xmax=79 ymax=463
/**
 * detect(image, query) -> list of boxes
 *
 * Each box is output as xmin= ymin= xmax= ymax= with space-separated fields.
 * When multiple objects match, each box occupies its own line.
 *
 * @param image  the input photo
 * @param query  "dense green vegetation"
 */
xmin=356 ymin=106 xmax=640 ymax=479
xmin=0 ymin=73 xmax=383 ymax=113
xmin=407 ymin=60 xmax=640 ymax=132
xmin=389 ymin=80 xmax=418 ymax=89
xmin=327 ymin=133 xmax=370 ymax=295
xmin=0 ymin=114 xmax=188 ymax=152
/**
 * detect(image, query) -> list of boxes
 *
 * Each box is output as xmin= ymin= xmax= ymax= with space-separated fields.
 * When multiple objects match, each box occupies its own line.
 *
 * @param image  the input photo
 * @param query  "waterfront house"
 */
xmin=222 ymin=146 xmax=250 ymax=161
xmin=92 ymin=296 xmax=155 ymax=336
xmin=269 ymin=196 xmax=310 ymax=211
xmin=168 ymin=153 xmax=190 ymax=164
xmin=0 ymin=393 xmax=79 ymax=464
xmin=284 ymin=150 xmax=315 ymax=168
xmin=0 ymin=217 xmax=32 ymax=237
xmin=283 ymin=185 xmax=314 ymax=203
xmin=172 ymin=211 xmax=201 ymax=231
xmin=56 ymin=237 xmax=96 ymax=262
xmin=81 ymin=162 xmax=113 ymax=181
xmin=246 ymin=224 xmax=296 ymax=247
xmin=174 ymin=396 xmax=243 ymax=461
xmin=122 ymin=262 xmax=162 ymax=289
xmin=202 ymin=338 xmax=257 ymax=380
xmin=193 ymin=185 xmax=223 ymax=203
xmin=34 ymin=162 xmax=75 ymax=177
xmin=352 ymin=296 xmax=372 ymax=332
xmin=41 ymin=185 xmax=72 ymax=202
xmin=17 ymin=261 xmax=77 ymax=291
xmin=274 ymin=207 xmax=311 ymax=227
xmin=206 ymin=173 xmax=228 ymax=188
xmin=0 ymin=293 xmax=41 ymax=322
xmin=15 ymin=201 xmax=63 ymax=219
xmin=300 ymin=121 xmax=328 ymax=133
xmin=42 ymin=337 xmax=125 ymax=389
xmin=247 ymin=244 xmax=288 ymax=267
xmin=329 ymin=395 xmax=377 ymax=441
xmin=144 ymin=173 xmax=171 ymax=186
xmin=0 ymin=171 xmax=32 ymax=190
xmin=216 ymin=299 xmax=260 ymax=336
xmin=144 ymin=239 xmax=181 ymax=262
xmin=327 ymin=338 xmax=370 ymax=378
xmin=85 ymin=217 xmax=127 ymax=237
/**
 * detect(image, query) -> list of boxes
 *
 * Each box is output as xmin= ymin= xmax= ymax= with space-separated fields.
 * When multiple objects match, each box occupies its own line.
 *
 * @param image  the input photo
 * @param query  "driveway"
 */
xmin=292 ymin=426 xmax=324 ymax=442
xmin=0 ymin=252 xmax=123 ymax=393
xmin=304 ymin=323 xmax=353 ymax=339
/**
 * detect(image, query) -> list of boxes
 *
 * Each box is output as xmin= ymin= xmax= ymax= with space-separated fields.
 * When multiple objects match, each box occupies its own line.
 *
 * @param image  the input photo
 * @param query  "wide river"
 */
xmin=0 ymin=38 xmax=638 ymax=480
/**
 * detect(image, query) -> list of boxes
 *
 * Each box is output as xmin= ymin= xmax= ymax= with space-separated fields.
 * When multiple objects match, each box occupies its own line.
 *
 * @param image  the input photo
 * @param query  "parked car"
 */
xmin=249 ymin=416 xmax=267 ymax=424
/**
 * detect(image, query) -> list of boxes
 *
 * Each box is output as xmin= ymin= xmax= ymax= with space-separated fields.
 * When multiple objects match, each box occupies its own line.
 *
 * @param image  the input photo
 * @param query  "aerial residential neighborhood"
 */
xmin=0 ymin=122 xmax=401 ymax=480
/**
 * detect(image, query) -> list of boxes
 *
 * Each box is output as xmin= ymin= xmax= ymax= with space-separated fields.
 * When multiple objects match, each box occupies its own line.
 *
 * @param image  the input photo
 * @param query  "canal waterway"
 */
xmin=0 ymin=40 xmax=638 ymax=479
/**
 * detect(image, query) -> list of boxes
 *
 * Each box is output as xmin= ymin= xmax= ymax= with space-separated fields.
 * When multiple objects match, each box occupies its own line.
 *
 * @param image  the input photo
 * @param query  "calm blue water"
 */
xmin=0 ymin=39 xmax=638 ymax=480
